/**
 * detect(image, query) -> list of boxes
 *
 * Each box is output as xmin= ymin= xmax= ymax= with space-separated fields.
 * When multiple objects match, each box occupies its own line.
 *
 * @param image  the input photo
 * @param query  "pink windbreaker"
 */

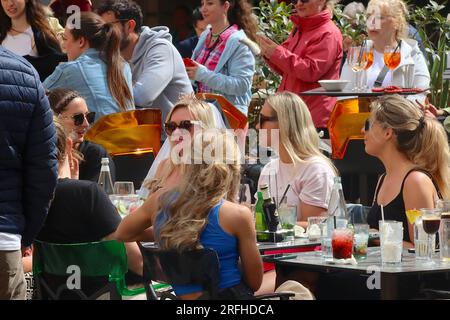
xmin=266 ymin=10 xmax=343 ymax=128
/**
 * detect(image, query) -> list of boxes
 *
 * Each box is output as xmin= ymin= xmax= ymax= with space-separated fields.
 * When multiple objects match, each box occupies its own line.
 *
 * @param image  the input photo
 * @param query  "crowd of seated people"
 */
xmin=1 ymin=0 xmax=450 ymax=301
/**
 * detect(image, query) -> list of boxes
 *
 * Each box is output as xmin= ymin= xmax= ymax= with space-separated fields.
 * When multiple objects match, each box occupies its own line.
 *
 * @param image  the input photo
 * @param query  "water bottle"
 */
xmin=327 ymin=176 xmax=348 ymax=236
xmin=98 ymin=157 xmax=114 ymax=195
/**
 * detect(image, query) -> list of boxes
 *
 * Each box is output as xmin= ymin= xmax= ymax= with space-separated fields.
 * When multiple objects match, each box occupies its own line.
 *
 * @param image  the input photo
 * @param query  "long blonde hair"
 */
xmin=265 ymin=92 xmax=337 ymax=173
xmin=367 ymin=0 xmax=408 ymax=41
xmin=371 ymin=95 xmax=450 ymax=198
xmin=158 ymin=131 xmax=241 ymax=250
xmin=143 ymin=95 xmax=217 ymax=192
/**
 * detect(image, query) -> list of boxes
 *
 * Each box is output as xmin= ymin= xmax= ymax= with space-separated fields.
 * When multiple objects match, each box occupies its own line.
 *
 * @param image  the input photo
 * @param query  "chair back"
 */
xmin=195 ymin=93 xmax=248 ymax=130
xmin=32 ymin=240 xmax=143 ymax=300
xmin=84 ymin=109 xmax=162 ymax=156
xmin=138 ymin=242 xmax=220 ymax=300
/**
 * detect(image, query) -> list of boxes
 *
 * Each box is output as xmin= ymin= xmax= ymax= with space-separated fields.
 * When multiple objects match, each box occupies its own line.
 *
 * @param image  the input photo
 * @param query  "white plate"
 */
xmin=318 ymin=80 xmax=350 ymax=91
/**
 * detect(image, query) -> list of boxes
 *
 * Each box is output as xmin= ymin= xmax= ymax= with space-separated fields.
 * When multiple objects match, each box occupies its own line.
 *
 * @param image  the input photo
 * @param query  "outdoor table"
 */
xmin=263 ymin=247 xmax=450 ymax=299
xmin=258 ymin=238 xmax=320 ymax=254
xmin=298 ymin=87 xmax=427 ymax=97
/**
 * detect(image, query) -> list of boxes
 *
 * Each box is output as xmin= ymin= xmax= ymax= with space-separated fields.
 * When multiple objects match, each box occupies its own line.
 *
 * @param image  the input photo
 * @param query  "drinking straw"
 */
xmin=381 ymin=204 xmax=385 ymax=222
xmin=275 ymin=172 xmax=279 ymax=210
xmin=278 ymin=184 xmax=291 ymax=207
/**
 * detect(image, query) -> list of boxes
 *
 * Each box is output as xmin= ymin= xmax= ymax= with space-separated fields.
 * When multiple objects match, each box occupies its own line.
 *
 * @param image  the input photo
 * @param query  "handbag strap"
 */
xmin=374 ymin=66 xmax=389 ymax=87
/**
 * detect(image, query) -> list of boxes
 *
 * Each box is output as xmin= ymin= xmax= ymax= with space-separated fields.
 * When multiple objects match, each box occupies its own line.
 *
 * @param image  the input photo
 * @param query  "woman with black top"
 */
xmin=36 ymin=118 xmax=142 ymax=277
xmin=0 ymin=0 xmax=66 ymax=81
xmin=47 ymin=88 xmax=116 ymax=183
xmin=364 ymin=95 xmax=450 ymax=245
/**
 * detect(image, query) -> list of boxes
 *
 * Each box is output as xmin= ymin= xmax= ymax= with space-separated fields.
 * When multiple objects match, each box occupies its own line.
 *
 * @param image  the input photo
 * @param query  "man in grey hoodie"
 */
xmin=98 ymin=0 xmax=193 ymax=125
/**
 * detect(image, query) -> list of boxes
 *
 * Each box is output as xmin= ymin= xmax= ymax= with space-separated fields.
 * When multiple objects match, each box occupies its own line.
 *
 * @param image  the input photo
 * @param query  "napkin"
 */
xmin=325 ymin=255 xmax=358 ymax=265
xmin=294 ymin=225 xmax=306 ymax=238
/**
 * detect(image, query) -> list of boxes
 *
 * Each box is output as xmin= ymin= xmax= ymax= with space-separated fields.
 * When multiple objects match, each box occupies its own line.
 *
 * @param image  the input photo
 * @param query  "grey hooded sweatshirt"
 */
xmin=131 ymin=26 xmax=193 ymax=123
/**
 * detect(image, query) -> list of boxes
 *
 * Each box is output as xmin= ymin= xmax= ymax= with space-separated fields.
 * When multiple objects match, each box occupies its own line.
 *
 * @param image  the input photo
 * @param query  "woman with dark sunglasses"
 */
xmin=47 ymin=88 xmax=116 ymax=183
xmin=255 ymin=91 xmax=337 ymax=294
xmin=138 ymin=95 xmax=226 ymax=200
xmin=256 ymin=0 xmax=343 ymax=132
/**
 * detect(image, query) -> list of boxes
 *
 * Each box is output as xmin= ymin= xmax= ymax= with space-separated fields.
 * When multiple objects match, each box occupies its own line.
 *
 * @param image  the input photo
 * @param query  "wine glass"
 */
xmin=383 ymin=44 xmax=401 ymax=86
xmin=348 ymin=46 xmax=368 ymax=92
xmin=114 ymin=181 xmax=135 ymax=195
xmin=420 ymin=208 xmax=441 ymax=264
xmin=362 ymin=42 xmax=374 ymax=90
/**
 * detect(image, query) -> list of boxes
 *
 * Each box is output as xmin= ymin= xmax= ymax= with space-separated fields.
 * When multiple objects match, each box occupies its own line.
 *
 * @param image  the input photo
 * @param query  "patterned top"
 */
xmin=195 ymin=24 xmax=238 ymax=93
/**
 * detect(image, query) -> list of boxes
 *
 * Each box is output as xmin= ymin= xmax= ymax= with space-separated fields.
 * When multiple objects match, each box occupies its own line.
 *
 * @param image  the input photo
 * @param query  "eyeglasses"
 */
xmin=164 ymin=120 xmax=203 ymax=136
xmin=258 ymin=113 xmax=278 ymax=126
xmin=60 ymin=112 xmax=96 ymax=126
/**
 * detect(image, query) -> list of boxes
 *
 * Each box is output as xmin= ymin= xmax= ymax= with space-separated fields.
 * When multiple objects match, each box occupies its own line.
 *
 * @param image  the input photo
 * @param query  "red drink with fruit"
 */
xmin=332 ymin=228 xmax=354 ymax=259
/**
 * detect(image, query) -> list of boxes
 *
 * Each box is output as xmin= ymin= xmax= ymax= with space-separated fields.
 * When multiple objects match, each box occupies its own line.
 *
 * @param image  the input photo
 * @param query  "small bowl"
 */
xmin=319 ymin=80 xmax=350 ymax=91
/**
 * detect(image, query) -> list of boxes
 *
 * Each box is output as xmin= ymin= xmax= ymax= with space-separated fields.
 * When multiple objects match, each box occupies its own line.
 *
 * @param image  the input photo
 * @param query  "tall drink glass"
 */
xmin=379 ymin=220 xmax=403 ymax=265
xmin=332 ymin=227 xmax=354 ymax=259
xmin=436 ymin=200 xmax=450 ymax=262
xmin=420 ymin=208 xmax=441 ymax=264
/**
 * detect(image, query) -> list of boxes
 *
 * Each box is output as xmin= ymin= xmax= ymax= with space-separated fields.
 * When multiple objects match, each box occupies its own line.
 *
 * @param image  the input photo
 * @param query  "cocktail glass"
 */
xmin=332 ymin=228 xmax=354 ymax=259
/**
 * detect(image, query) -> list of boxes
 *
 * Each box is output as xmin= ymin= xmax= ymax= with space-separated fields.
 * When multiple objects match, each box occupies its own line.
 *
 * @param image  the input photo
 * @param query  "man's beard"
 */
xmin=120 ymin=36 xmax=131 ymax=51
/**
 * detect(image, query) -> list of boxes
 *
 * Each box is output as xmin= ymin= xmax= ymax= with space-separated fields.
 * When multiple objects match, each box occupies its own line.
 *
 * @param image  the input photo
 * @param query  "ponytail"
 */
xmin=102 ymin=22 xmax=133 ymax=112
xmin=372 ymin=95 xmax=450 ymax=199
xmin=226 ymin=0 xmax=258 ymax=42
xmin=70 ymin=12 xmax=133 ymax=112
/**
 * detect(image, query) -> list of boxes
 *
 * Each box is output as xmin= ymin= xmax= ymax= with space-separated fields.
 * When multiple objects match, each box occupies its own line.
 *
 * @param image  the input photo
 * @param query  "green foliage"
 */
xmin=333 ymin=3 xmax=367 ymax=46
xmin=408 ymin=0 xmax=450 ymax=108
xmin=252 ymin=0 xmax=293 ymax=95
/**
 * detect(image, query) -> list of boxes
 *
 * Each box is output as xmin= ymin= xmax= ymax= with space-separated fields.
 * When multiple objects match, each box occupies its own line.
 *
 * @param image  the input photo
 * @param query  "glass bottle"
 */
xmin=261 ymin=184 xmax=280 ymax=232
xmin=255 ymin=191 xmax=269 ymax=242
xmin=98 ymin=157 xmax=114 ymax=195
xmin=327 ymin=176 xmax=349 ymax=236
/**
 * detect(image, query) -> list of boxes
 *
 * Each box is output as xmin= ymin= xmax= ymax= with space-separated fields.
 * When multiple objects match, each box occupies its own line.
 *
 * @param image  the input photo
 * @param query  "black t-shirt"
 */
xmin=37 ymin=178 xmax=121 ymax=243
xmin=78 ymin=140 xmax=116 ymax=183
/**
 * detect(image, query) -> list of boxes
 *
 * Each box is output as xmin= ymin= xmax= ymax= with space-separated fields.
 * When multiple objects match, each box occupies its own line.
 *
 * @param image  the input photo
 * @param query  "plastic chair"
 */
xmin=84 ymin=109 xmax=162 ymax=157
xmin=32 ymin=240 xmax=145 ymax=300
xmin=84 ymin=109 xmax=162 ymax=189
xmin=138 ymin=242 xmax=294 ymax=300
xmin=195 ymin=93 xmax=248 ymax=130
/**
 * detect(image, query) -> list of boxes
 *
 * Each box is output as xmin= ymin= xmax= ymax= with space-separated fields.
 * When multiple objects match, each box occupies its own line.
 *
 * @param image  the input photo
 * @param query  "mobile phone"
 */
xmin=408 ymin=248 xmax=415 ymax=253
xmin=183 ymin=57 xmax=197 ymax=67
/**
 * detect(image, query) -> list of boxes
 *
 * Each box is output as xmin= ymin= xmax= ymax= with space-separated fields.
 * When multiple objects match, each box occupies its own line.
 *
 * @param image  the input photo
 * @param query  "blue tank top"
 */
xmin=154 ymin=200 xmax=241 ymax=295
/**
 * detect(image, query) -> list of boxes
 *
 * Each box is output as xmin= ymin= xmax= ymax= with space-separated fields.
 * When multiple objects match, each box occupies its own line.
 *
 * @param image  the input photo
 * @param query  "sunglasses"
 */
xmin=364 ymin=119 xmax=372 ymax=131
xmin=60 ymin=112 xmax=96 ymax=126
xmin=289 ymin=0 xmax=310 ymax=4
xmin=164 ymin=120 xmax=203 ymax=136
xmin=258 ymin=113 xmax=278 ymax=126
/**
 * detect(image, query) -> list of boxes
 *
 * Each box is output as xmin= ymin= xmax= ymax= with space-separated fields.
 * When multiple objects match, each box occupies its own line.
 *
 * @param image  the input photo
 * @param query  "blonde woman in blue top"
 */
xmin=44 ymin=12 xmax=134 ymax=121
xmin=116 ymin=130 xmax=263 ymax=299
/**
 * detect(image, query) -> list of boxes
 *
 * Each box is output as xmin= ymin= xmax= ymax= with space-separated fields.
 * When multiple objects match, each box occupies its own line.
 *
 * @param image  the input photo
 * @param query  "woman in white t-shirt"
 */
xmin=256 ymin=92 xmax=337 ymax=228
xmin=255 ymin=91 xmax=337 ymax=295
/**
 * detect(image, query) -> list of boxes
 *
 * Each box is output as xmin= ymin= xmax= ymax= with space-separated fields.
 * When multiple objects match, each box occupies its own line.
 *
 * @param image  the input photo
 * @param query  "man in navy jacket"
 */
xmin=0 ymin=47 xmax=58 ymax=299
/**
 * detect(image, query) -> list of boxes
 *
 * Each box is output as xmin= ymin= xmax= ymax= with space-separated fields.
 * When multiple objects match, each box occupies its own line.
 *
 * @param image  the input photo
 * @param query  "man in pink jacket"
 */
xmin=258 ymin=0 xmax=343 ymax=130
